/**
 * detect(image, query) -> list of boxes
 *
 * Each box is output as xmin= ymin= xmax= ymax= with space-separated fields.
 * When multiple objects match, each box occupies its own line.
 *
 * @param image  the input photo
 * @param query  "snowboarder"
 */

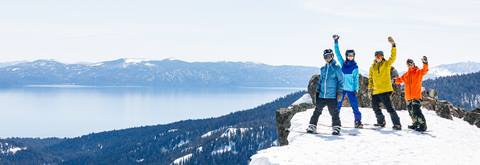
xmin=332 ymin=34 xmax=363 ymax=128
xmin=395 ymin=57 xmax=429 ymax=132
xmin=307 ymin=49 xmax=344 ymax=135
xmin=368 ymin=36 xmax=402 ymax=130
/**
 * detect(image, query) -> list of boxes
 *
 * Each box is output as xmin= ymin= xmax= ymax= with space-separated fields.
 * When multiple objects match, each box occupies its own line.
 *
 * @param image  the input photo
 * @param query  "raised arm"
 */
xmin=387 ymin=36 xmax=396 ymax=65
xmin=333 ymin=34 xmax=344 ymax=66
xmin=421 ymin=56 xmax=429 ymax=75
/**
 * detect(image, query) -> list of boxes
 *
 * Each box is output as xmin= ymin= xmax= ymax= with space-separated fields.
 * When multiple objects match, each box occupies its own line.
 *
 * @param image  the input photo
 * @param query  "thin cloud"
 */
xmin=303 ymin=0 xmax=480 ymax=28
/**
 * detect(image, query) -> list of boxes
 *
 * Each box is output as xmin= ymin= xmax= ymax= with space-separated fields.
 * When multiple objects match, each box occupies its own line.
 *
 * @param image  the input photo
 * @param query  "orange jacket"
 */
xmin=395 ymin=63 xmax=428 ymax=101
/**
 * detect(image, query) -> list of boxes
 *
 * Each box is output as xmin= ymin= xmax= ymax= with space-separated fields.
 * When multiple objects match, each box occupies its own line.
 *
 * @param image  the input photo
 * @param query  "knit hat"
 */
xmin=374 ymin=51 xmax=384 ymax=56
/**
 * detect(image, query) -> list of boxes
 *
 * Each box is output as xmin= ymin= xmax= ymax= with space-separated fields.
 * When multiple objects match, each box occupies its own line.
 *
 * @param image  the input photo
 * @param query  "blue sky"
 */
xmin=0 ymin=0 xmax=479 ymax=71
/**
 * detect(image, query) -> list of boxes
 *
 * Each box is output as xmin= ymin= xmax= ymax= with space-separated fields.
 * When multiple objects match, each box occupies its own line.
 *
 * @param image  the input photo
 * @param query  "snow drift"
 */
xmin=250 ymin=97 xmax=480 ymax=165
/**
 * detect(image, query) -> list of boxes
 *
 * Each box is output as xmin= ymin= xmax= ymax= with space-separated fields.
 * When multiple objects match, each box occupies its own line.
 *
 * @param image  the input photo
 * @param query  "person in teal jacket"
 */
xmin=307 ymin=49 xmax=344 ymax=135
xmin=333 ymin=34 xmax=363 ymax=128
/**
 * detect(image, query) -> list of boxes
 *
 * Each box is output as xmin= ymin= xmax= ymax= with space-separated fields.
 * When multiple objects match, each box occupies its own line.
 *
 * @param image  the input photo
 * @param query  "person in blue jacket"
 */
xmin=307 ymin=49 xmax=344 ymax=135
xmin=332 ymin=34 xmax=363 ymax=128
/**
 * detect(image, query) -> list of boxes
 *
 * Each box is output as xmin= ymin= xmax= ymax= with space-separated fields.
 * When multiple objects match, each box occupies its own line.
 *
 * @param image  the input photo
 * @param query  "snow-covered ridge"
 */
xmin=172 ymin=153 xmax=193 ymax=165
xmin=250 ymin=106 xmax=480 ymax=164
xmin=425 ymin=61 xmax=480 ymax=79
xmin=0 ymin=142 xmax=27 ymax=155
xmin=221 ymin=128 xmax=252 ymax=138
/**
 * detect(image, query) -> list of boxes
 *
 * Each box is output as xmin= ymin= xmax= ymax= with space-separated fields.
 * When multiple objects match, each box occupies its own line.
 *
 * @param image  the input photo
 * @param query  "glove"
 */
xmin=333 ymin=34 xmax=340 ymax=42
xmin=336 ymin=91 xmax=343 ymax=101
xmin=388 ymin=36 xmax=395 ymax=46
xmin=422 ymin=56 xmax=428 ymax=64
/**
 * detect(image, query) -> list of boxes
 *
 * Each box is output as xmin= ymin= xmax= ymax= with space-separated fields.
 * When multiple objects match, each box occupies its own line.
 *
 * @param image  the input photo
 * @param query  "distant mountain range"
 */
xmin=0 ymin=59 xmax=478 ymax=87
xmin=424 ymin=61 xmax=480 ymax=79
xmin=424 ymin=71 xmax=480 ymax=110
xmin=0 ymin=91 xmax=305 ymax=164
xmin=0 ymin=59 xmax=318 ymax=88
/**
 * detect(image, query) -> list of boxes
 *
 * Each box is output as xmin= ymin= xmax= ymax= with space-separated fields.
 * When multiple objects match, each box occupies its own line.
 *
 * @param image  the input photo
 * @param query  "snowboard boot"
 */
xmin=354 ymin=121 xmax=364 ymax=129
xmin=415 ymin=124 xmax=427 ymax=132
xmin=374 ymin=122 xmax=386 ymax=128
xmin=332 ymin=126 xmax=341 ymax=135
xmin=392 ymin=124 xmax=402 ymax=130
xmin=306 ymin=124 xmax=317 ymax=134
xmin=408 ymin=123 xmax=418 ymax=130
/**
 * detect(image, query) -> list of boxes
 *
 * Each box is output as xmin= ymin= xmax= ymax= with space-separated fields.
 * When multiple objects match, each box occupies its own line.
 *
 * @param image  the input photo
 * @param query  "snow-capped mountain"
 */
xmin=249 ymin=95 xmax=480 ymax=165
xmin=0 ymin=58 xmax=318 ymax=87
xmin=424 ymin=61 xmax=480 ymax=79
xmin=0 ymin=61 xmax=26 ymax=68
xmin=423 ymin=71 xmax=480 ymax=110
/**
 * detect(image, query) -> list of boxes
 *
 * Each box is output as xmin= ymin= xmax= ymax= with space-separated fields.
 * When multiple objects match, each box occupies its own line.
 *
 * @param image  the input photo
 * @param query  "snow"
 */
xmin=221 ymin=128 xmax=252 ymax=138
xmin=136 ymin=158 xmax=144 ymax=163
xmin=124 ymin=58 xmax=151 ymax=64
xmin=174 ymin=140 xmax=189 ymax=149
xmin=145 ymin=62 xmax=155 ymax=67
xmin=211 ymin=144 xmax=233 ymax=155
xmin=429 ymin=68 xmax=455 ymax=77
xmin=291 ymin=94 xmax=312 ymax=106
xmin=172 ymin=153 xmax=193 ymax=165
xmin=0 ymin=144 xmax=27 ymax=155
xmin=250 ymin=106 xmax=480 ymax=165
xmin=7 ymin=147 xmax=26 ymax=154
xmin=201 ymin=131 xmax=214 ymax=138
xmin=424 ymin=62 xmax=480 ymax=79
xmin=89 ymin=62 xmax=104 ymax=66
xmin=167 ymin=129 xmax=178 ymax=133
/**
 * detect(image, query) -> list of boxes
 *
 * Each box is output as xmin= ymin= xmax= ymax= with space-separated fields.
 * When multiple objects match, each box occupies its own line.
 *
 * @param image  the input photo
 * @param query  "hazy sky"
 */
xmin=0 ymin=0 xmax=479 ymax=71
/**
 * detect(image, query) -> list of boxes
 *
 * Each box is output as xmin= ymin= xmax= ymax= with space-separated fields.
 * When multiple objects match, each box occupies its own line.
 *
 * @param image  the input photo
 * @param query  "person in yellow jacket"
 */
xmin=368 ymin=36 xmax=402 ymax=130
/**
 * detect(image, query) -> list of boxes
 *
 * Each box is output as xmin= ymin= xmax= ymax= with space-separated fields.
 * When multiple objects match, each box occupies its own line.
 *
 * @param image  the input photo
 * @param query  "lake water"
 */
xmin=0 ymin=86 xmax=301 ymax=138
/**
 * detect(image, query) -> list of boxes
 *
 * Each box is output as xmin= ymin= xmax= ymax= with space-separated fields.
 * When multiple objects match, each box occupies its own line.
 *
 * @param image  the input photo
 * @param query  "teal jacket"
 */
xmin=317 ymin=60 xmax=344 ymax=99
xmin=334 ymin=42 xmax=359 ymax=92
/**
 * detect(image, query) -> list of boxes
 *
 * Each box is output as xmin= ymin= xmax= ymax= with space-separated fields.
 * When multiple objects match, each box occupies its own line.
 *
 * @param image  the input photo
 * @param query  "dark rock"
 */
xmin=434 ymin=101 xmax=454 ymax=120
xmin=471 ymin=108 xmax=480 ymax=113
xmin=308 ymin=75 xmax=319 ymax=105
xmin=276 ymin=103 xmax=315 ymax=146
xmin=463 ymin=108 xmax=480 ymax=128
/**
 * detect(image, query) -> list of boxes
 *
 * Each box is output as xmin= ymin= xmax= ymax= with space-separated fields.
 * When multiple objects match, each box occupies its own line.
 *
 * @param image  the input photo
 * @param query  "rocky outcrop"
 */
xmin=276 ymin=74 xmax=479 ymax=146
xmin=307 ymin=75 xmax=319 ymax=105
xmin=319 ymin=74 xmax=406 ymax=110
xmin=276 ymin=103 xmax=315 ymax=146
xmin=464 ymin=108 xmax=480 ymax=128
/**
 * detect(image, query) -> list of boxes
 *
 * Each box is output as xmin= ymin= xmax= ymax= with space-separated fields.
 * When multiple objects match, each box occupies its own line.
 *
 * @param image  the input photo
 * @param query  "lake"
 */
xmin=0 ymin=86 xmax=302 ymax=138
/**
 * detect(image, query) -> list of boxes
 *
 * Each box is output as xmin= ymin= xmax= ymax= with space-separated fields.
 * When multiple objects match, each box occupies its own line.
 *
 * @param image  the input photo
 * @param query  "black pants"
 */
xmin=309 ymin=97 xmax=341 ymax=127
xmin=407 ymin=100 xmax=426 ymax=126
xmin=372 ymin=92 xmax=401 ymax=125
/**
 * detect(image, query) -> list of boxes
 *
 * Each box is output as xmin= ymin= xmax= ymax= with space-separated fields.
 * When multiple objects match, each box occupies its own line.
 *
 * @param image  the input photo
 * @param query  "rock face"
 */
xmin=464 ymin=108 xmax=480 ymax=128
xmin=307 ymin=75 xmax=319 ymax=105
xmin=276 ymin=74 xmax=479 ymax=146
xmin=276 ymin=103 xmax=315 ymax=146
xmin=335 ymin=75 xmax=405 ymax=110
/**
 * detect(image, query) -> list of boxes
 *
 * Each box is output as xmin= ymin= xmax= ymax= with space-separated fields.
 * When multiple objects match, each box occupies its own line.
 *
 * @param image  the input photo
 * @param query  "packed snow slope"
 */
xmin=250 ymin=97 xmax=480 ymax=165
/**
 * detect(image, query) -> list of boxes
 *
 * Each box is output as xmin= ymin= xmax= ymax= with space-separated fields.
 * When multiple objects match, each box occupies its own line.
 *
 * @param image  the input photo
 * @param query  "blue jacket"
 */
xmin=334 ymin=42 xmax=359 ymax=92
xmin=317 ymin=60 xmax=344 ymax=99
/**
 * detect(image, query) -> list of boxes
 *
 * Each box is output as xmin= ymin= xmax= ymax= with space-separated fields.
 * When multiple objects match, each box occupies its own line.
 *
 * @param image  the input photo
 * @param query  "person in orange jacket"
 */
xmin=395 ymin=56 xmax=429 ymax=132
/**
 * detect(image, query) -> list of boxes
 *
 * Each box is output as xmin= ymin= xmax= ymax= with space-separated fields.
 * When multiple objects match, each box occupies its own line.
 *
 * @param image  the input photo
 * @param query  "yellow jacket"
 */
xmin=368 ymin=47 xmax=396 ymax=95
